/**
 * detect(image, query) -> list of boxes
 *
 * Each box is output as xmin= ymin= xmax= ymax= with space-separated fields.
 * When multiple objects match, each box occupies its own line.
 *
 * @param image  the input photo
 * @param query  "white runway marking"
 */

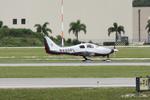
xmin=0 ymin=78 xmax=135 ymax=88
xmin=0 ymin=62 xmax=150 ymax=67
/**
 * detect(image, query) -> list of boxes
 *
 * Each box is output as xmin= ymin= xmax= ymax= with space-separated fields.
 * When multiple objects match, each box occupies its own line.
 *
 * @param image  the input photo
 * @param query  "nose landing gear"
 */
xmin=102 ymin=55 xmax=111 ymax=62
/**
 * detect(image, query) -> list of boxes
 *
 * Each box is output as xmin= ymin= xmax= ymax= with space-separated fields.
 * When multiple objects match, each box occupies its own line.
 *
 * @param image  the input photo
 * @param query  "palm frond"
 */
xmin=148 ymin=28 xmax=150 ymax=34
xmin=42 ymin=28 xmax=52 ymax=36
xmin=113 ymin=23 xmax=118 ymax=29
xmin=34 ymin=24 xmax=41 ymax=27
xmin=146 ymin=23 xmax=149 ymax=29
xmin=69 ymin=22 xmax=76 ymax=27
xmin=145 ymin=19 xmax=150 ymax=33
xmin=34 ymin=24 xmax=42 ymax=33
xmin=68 ymin=28 xmax=73 ymax=33
xmin=146 ymin=23 xmax=150 ymax=33
xmin=34 ymin=22 xmax=52 ymax=37
xmin=108 ymin=27 xmax=115 ymax=36
xmin=80 ymin=28 xmax=87 ymax=34
xmin=45 ymin=28 xmax=52 ymax=33
xmin=77 ymin=20 xmax=81 ymax=25
xmin=118 ymin=26 xmax=125 ymax=34
xmin=80 ymin=24 xmax=86 ymax=29
xmin=43 ymin=22 xmax=49 ymax=28
xmin=69 ymin=20 xmax=86 ymax=40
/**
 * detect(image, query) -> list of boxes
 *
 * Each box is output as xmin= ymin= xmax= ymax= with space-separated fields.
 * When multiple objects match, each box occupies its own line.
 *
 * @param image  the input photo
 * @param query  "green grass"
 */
xmin=0 ymin=47 xmax=149 ymax=58
xmin=0 ymin=48 xmax=45 ymax=57
xmin=0 ymin=66 xmax=150 ymax=78
xmin=0 ymin=47 xmax=150 ymax=63
xmin=114 ymin=47 xmax=150 ymax=58
xmin=0 ymin=88 xmax=149 ymax=100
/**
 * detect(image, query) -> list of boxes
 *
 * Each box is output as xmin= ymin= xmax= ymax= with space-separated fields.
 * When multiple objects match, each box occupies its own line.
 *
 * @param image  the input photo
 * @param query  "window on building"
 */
xmin=21 ymin=18 xmax=26 ymax=24
xmin=13 ymin=19 xmax=17 ymax=25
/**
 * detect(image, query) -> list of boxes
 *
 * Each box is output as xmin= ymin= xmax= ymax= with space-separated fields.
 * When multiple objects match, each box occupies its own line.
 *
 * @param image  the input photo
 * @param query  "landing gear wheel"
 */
xmin=102 ymin=55 xmax=111 ymax=62
xmin=105 ymin=59 xmax=111 ymax=62
xmin=82 ymin=59 xmax=93 ymax=63
xmin=102 ymin=59 xmax=111 ymax=62
xmin=82 ymin=56 xmax=93 ymax=62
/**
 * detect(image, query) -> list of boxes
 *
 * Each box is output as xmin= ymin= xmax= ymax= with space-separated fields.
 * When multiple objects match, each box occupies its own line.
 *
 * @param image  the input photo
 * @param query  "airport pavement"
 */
xmin=0 ymin=78 xmax=135 ymax=88
xmin=0 ymin=62 xmax=150 ymax=67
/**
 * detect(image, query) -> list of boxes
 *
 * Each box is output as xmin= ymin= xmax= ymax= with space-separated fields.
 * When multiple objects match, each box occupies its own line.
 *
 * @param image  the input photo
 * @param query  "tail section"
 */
xmin=44 ymin=36 xmax=60 ymax=54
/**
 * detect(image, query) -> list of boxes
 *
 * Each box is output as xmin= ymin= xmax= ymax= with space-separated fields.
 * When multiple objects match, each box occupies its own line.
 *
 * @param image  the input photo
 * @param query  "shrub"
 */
xmin=0 ymin=37 xmax=43 ymax=47
xmin=66 ymin=38 xmax=72 ymax=44
xmin=103 ymin=42 xmax=115 ymax=46
xmin=0 ymin=28 xmax=44 ymax=47
xmin=72 ymin=39 xmax=81 ymax=45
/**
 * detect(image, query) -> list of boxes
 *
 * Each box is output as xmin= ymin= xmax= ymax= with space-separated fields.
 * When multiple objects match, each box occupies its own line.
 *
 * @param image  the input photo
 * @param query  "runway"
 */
xmin=0 ymin=62 xmax=150 ymax=66
xmin=0 ymin=78 xmax=135 ymax=88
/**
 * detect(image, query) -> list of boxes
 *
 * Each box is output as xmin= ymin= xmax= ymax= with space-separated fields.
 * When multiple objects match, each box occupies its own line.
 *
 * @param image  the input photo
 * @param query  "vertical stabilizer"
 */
xmin=44 ymin=36 xmax=60 ymax=53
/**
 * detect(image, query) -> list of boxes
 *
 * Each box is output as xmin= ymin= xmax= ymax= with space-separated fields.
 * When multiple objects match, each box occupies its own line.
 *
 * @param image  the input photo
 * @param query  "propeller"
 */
xmin=113 ymin=43 xmax=118 ymax=58
xmin=114 ymin=48 xmax=118 ymax=52
xmin=113 ymin=43 xmax=118 ymax=52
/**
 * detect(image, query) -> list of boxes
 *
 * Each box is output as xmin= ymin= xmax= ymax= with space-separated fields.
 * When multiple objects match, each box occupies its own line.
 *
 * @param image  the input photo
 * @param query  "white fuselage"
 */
xmin=44 ymin=36 xmax=115 ymax=57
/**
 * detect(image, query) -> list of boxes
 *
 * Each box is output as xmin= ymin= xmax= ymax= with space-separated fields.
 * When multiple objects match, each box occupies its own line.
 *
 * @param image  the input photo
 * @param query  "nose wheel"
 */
xmin=102 ymin=55 xmax=111 ymax=62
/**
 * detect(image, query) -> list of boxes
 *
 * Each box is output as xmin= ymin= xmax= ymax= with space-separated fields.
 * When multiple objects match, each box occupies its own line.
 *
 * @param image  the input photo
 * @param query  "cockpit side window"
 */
xmin=79 ymin=45 xmax=85 ymax=48
xmin=87 ymin=44 xmax=94 ymax=48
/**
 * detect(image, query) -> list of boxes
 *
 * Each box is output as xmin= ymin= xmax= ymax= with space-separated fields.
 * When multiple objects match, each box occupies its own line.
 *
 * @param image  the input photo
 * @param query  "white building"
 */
xmin=133 ymin=7 xmax=150 ymax=43
xmin=0 ymin=0 xmax=133 ymax=43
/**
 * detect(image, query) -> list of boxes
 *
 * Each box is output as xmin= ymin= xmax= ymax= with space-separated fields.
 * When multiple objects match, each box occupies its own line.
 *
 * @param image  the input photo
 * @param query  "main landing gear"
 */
xmin=82 ymin=56 xmax=92 ymax=62
xmin=82 ymin=55 xmax=112 ymax=62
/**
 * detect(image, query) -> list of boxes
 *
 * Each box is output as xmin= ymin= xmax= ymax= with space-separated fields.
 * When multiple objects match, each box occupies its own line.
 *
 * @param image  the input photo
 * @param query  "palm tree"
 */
xmin=146 ymin=19 xmax=150 ymax=43
xmin=34 ymin=22 xmax=52 ymax=36
xmin=108 ymin=23 xmax=125 ymax=42
xmin=69 ymin=20 xmax=86 ymax=41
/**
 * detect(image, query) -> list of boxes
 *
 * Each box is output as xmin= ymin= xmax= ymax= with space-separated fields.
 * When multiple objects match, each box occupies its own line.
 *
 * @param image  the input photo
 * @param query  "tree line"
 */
xmin=1 ymin=18 xmax=150 ymax=46
xmin=0 ymin=19 xmax=126 ymax=46
xmin=34 ymin=20 xmax=126 ymax=43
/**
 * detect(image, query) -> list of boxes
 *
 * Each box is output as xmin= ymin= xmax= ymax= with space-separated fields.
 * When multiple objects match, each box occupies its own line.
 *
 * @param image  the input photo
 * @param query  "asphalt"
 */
xmin=0 ymin=78 xmax=135 ymax=88
xmin=0 ymin=62 xmax=146 ymax=88
xmin=0 ymin=62 xmax=150 ymax=66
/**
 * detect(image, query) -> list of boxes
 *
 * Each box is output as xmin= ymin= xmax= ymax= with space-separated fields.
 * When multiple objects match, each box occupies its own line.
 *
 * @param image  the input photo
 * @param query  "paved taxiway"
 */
xmin=0 ymin=62 xmax=146 ymax=88
xmin=0 ymin=78 xmax=135 ymax=88
xmin=0 ymin=62 xmax=150 ymax=66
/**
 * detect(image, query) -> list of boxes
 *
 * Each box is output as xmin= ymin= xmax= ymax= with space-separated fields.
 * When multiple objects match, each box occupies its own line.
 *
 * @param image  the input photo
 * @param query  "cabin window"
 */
xmin=87 ymin=44 xmax=94 ymax=48
xmin=79 ymin=45 xmax=85 ymax=48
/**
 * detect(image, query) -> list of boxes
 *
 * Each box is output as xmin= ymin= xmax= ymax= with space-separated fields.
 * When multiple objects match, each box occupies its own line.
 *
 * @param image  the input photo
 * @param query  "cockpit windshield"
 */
xmin=87 ymin=44 xmax=94 ymax=48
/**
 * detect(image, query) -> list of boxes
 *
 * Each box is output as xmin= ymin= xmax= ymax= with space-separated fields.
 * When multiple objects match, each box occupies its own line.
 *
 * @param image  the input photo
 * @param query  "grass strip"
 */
xmin=0 ymin=66 xmax=149 ymax=78
xmin=0 ymin=47 xmax=150 ymax=58
xmin=0 ymin=88 xmax=149 ymax=100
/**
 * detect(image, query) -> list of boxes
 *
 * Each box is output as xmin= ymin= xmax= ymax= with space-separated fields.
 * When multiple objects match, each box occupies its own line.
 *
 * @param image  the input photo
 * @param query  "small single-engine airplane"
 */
xmin=44 ymin=36 xmax=118 ymax=61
